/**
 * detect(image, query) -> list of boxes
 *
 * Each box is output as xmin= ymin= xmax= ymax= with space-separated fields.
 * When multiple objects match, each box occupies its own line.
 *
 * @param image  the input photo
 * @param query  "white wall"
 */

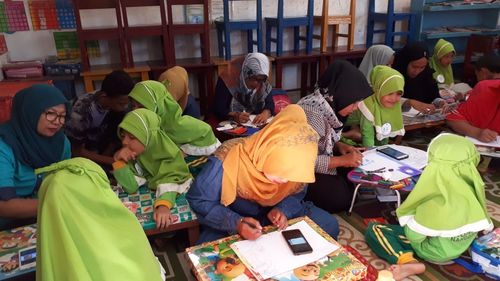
xmin=3 ymin=0 xmax=414 ymax=92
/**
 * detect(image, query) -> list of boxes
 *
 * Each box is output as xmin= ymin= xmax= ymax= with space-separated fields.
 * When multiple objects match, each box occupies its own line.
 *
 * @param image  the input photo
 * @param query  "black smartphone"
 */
xmin=282 ymin=229 xmax=313 ymax=255
xmin=376 ymin=146 xmax=409 ymax=160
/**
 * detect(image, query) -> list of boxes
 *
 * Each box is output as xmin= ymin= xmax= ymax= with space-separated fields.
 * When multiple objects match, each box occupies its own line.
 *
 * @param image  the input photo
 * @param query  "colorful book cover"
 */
xmin=186 ymin=217 xmax=367 ymax=281
xmin=53 ymin=31 xmax=79 ymax=59
xmin=29 ymin=0 xmax=59 ymax=30
xmin=55 ymin=0 xmax=75 ymax=29
xmin=5 ymin=1 xmax=29 ymax=32
xmin=0 ymin=2 xmax=8 ymax=32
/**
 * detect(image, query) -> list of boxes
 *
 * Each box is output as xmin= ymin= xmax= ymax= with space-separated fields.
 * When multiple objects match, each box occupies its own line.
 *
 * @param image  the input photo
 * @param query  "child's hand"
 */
xmin=154 ymin=206 xmax=173 ymax=230
xmin=114 ymin=147 xmax=137 ymax=162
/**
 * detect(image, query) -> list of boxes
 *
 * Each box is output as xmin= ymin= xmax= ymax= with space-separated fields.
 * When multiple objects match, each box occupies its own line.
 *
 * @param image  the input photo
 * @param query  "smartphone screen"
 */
xmin=282 ymin=229 xmax=313 ymax=255
xmin=376 ymin=147 xmax=409 ymax=160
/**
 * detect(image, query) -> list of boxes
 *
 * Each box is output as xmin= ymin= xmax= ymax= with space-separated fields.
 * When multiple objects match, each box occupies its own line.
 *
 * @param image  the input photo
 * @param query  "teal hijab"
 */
xmin=0 ymin=84 xmax=69 ymax=168
xmin=35 ymin=158 xmax=163 ymax=281
xmin=397 ymin=134 xmax=492 ymax=237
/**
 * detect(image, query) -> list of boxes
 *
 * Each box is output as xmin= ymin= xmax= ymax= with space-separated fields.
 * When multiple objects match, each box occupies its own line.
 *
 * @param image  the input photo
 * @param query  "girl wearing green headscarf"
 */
xmin=113 ymin=108 xmax=193 ymax=230
xmin=365 ymin=134 xmax=493 ymax=280
xmin=346 ymin=66 xmax=405 ymax=147
xmin=129 ymin=80 xmax=220 ymax=156
xmin=429 ymin=39 xmax=455 ymax=86
xmin=36 ymin=157 xmax=164 ymax=281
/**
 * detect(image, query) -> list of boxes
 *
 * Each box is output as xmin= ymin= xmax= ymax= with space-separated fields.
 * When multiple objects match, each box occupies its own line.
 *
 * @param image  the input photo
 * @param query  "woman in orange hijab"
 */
xmin=187 ymin=105 xmax=339 ymax=243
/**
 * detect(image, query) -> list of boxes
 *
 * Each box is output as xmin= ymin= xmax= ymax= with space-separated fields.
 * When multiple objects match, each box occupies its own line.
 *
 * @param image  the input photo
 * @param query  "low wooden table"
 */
xmin=185 ymin=216 xmax=367 ymax=281
xmin=394 ymin=113 xmax=447 ymax=144
xmin=80 ymin=64 xmax=150 ymax=92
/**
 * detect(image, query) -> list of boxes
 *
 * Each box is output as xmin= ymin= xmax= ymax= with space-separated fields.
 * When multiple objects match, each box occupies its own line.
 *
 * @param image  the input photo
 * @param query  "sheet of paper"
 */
xmin=466 ymin=136 xmax=500 ymax=148
xmin=450 ymin=83 xmax=472 ymax=94
xmin=360 ymin=145 xmax=427 ymax=181
xmin=402 ymin=107 xmax=420 ymax=118
xmin=230 ymin=220 xmax=339 ymax=280
xmin=241 ymin=115 xmax=273 ymax=128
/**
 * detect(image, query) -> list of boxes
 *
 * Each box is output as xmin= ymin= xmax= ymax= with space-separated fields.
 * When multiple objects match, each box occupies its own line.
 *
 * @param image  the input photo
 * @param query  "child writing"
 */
xmin=113 ymin=108 xmax=193 ymax=230
xmin=365 ymin=134 xmax=493 ymax=280
xmin=346 ymin=65 xmax=405 ymax=147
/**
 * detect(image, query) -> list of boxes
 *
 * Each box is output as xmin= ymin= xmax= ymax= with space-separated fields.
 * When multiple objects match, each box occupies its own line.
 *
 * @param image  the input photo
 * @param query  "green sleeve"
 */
xmin=376 ymin=138 xmax=389 ymax=146
xmin=156 ymin=192 xmax=178 ymax=209
xmin=359 ymin=115 xmax=376 ymax=147
xmin=345 ymin=111 xmax=360 ymax=126
xmin=113 ymin=164 xmax=139 ymax=194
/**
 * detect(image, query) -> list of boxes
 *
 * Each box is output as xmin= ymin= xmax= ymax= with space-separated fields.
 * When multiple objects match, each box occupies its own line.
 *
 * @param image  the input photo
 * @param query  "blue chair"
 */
xmin=265 ymin=0 xmax=314 ymax=56
xmin=215 ymin=0 xmax=263 ymax=61
xmin=366 ymin=0 xmax=414 ymax=48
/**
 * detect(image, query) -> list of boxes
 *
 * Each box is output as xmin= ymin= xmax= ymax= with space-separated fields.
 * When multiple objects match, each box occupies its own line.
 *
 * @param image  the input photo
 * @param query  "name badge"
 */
xmin=381 ymin=123 xmax=392 ymax=136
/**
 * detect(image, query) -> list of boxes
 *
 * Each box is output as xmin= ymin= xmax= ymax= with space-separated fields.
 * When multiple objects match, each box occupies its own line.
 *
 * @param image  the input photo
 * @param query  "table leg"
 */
xmin=347 ymin=184 xmax=361 ymax=216
xmin=84 ymin=77 xmax=94 ymax=93
xmin=396 ymin=190 xmax=401 ymax=208
xmin=188 ymin=225 xmax=200 ymax=246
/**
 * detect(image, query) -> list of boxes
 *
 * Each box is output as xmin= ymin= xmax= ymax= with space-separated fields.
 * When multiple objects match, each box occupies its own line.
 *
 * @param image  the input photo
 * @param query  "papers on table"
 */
xmin=402 ymin=107 xmax=421 ymax=118
xmin=450 ymin=83 xmax=472 ymax=94
xmin=359 ymin=145 xmax=428 ymax=181
xmin=241 ymin=115 xmax=273 ymax=128
xmin=230 ymin=220 xmax=339 ymax=280
xmin=466 ymin=136 xmax=500 ymax=148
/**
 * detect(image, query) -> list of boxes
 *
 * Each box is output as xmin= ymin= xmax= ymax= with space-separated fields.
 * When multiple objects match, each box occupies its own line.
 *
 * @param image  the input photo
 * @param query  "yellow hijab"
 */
xmin=158 ymin=66 xmax=189 ymax=110
xmin=221 ymin=104 xmax=319 ymax=206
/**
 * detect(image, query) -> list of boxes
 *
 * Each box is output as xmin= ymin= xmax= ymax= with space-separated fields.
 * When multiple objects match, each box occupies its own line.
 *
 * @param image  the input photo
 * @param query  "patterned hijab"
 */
xmin=158 ymin=66 xmax=189 ymax=110
xmin=220 ymin=52 xmax=272 ymax=113
xmin=316 ymin=60 xmax=372 ymax=123
xmin=397 ymin=134 xmax=493 ymax=237
xmin=0 ymin=84 xmax=70 ymax=168
xmin=358 ymin=45 xmax=395 ymax=83
xmin=35 ymin=158 xmax=163 ymax=281
xmin=129 ymin=81 xmax=219 ymax=155
xmin=429 ymin=39 xmax=455 ymax=86
xmin=358 ymin=66 xmax=405 ymax=140
xmin=118 ymin=109 xmax=192 ymax=190
xmin=220 ymin=105 xmax=319 ymax=207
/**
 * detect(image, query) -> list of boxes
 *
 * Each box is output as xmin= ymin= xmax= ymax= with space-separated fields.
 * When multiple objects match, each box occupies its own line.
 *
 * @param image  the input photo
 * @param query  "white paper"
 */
xmin=466 ymin=136 xmax=500 ymax=148
xmin=359 ymin=145 xmax=427 ymax=181
xmin=241 ymin=115 xmax=273 ymax=128
xmin=402 ymin=107 xmax=421 ymax=118
xmin=450 ymin=83 xmax=472 ymax=94
xmin=230 ymin=220 xmax=339 ymax=280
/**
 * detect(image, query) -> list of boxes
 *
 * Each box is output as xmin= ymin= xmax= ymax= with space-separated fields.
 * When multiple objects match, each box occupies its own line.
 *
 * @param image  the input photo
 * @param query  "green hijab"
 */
xmin=358 ymin=65 xmax=405 ymax=141
xmin=129 ymin=81 xmax=220 ymax=155
xmin=119 ymin=108 xmax=192 ymax=192
xmin=35 ymin=158 xmax=163 ymax=281
xmin=430 ymin=39 xmax=455 ymax=86
xmin=397 ymin=134 xmax=493 ymax=237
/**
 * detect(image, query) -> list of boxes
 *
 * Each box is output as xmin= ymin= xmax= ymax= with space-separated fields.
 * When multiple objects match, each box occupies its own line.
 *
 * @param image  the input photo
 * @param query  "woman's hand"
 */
xmin=336 ymin=142 xmax=365 ymax=155
xmin=476 ymin=129 xmax=498 ymax=143
xmin=237 ymin=217 xmax=263 ymax=240
xmin=336 ymin=151 xmax=363 ymax=168
xmin=267 ymin=208 xmax=288 ymax=230
xmin=113 ymin=147 xmax=136 ymax=162
xmin=154 ymin=206 xmax=173 ymax=231
xmin=253 ymin=109 xmax=272 ymax=126
xmin=410 ymin=99 xmax=436 ymax=114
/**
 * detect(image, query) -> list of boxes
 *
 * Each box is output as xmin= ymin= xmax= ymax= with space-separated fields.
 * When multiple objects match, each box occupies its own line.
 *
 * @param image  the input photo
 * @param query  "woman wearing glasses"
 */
xmin=0 ymin=84 xmax=71 ymax=230
xmin=213 ymin=52 xmax=275 ymax=126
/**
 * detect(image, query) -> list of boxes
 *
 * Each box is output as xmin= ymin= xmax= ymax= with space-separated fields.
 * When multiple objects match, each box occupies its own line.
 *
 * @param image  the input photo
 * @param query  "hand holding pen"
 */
xmin=237 ymin=217 xmax=263 ymax=240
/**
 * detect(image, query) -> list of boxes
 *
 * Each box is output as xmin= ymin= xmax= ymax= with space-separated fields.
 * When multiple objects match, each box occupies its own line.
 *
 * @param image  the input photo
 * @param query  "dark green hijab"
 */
xmin=0 ymin=84 xmax=69 ymax=168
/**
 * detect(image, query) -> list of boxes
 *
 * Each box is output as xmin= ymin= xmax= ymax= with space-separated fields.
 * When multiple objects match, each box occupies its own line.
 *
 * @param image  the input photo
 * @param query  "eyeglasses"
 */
xmin=44 ymin=111 xmax=66 ymax=124
xmin=251 ymin=76 xmax=267 ymax=84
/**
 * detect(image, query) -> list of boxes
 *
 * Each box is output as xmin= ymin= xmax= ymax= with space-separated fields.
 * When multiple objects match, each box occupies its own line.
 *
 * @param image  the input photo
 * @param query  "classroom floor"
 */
xmin=151 ymin=129 xmax=500 ymax=281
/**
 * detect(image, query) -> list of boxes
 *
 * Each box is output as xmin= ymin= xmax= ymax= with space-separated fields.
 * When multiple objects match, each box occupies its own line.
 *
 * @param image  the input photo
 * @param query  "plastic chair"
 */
xmin=121 ymin=0 xmax=169 ymax=67
xmin=366 ymin=0 xmax=414 ymax=48
xmin=166 ymin=0 xmax=211 ymax=65
xmin=462 ymin=34 xmax=500 ymax=86
xmin=74 ymin=0 xmax=126 ymax=71
xmin=265 ymin=0 xmax=314 ymax=56
xmin=313 ymin=0 xmax=356 ymax=52
xmin=215 ymin=0 xmax=263 ymax=61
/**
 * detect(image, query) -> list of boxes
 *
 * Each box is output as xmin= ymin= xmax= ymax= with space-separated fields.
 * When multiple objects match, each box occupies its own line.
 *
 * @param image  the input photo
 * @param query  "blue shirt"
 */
xmin=186 ymin=156 xmax=309 ymax=234
xmin=0 ymin=137 xmax=71 ymax=199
